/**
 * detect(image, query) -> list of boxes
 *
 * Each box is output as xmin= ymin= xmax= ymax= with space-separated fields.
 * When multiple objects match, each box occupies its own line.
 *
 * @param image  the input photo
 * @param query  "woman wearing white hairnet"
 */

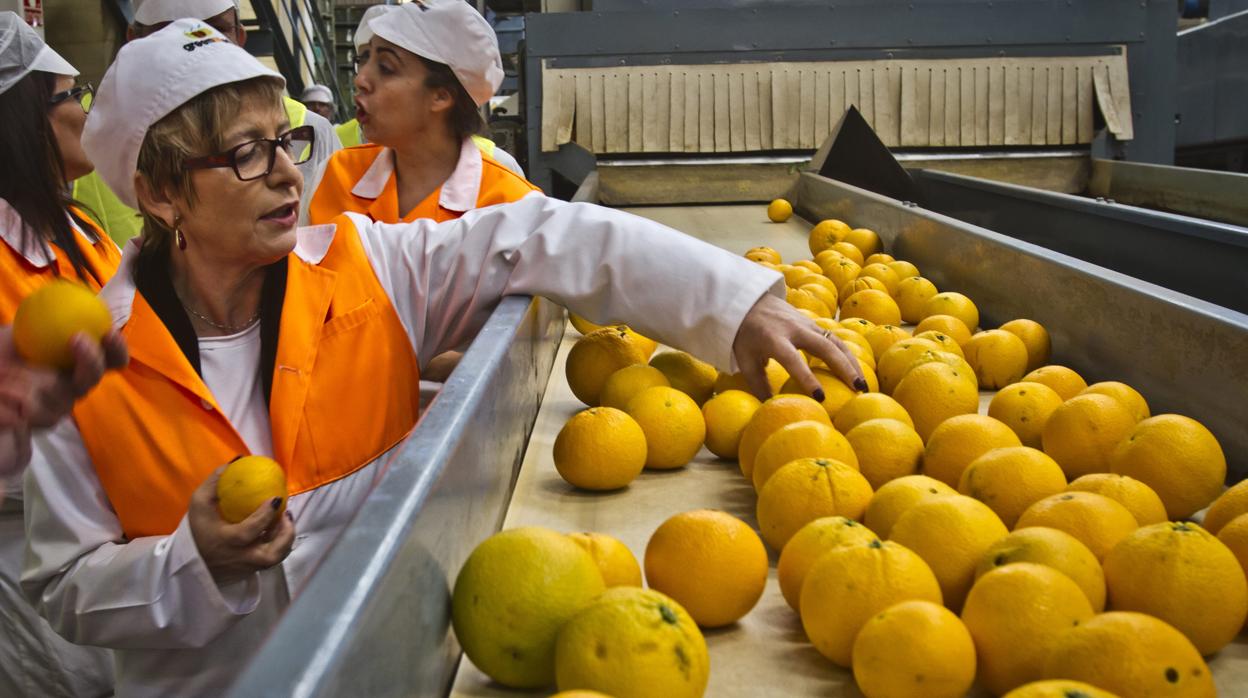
xmin=0 ymin=12 xmax=123 ymax=697
xmin=21 ymin=19 xmax=862 ymax=697
xmin=307 ymin=0 xmax=530 ymax=227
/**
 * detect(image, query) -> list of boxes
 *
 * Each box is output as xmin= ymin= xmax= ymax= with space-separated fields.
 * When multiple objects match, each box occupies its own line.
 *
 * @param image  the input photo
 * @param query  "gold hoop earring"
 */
xmin=174 ymin=216 xmax=186 ymax=250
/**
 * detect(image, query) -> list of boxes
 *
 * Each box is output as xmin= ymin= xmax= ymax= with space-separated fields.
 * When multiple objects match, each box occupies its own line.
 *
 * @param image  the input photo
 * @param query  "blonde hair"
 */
xmin=135 ymin=77 xmax=286 ymax=251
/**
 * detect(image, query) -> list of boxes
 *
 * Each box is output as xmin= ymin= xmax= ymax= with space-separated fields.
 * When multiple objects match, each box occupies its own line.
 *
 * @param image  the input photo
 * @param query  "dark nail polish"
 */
xmin=271 ymin=497 xmax=282 ymax=509
xmin=812 ymin=388 xmax=826 ymax=403
xmin=853 ymin=377 xmax=868 ymax=392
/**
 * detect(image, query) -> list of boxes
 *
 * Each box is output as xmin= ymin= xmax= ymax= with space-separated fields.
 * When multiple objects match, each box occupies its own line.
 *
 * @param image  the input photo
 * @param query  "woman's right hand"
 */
xmin=188 ymin=466 xmax=295 ymax=585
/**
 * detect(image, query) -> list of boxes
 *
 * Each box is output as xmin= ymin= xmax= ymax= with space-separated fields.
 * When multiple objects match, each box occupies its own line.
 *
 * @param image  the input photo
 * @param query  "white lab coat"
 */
xmin=22 ymin=193 xmax=783 ymax=697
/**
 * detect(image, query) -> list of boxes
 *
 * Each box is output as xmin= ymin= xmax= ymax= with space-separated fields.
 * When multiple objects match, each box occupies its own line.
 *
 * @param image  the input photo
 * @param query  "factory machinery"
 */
xmin=223 ymin=2 xmax=1248 ymax=696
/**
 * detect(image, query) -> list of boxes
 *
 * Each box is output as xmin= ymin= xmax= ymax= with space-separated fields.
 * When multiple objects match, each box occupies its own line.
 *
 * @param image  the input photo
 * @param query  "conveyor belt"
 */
xmin=448 ymin=204 xmax=1248 ymax=697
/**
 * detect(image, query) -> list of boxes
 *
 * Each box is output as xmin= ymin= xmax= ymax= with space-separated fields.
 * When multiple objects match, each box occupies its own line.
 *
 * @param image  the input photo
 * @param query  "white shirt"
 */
xmin=22 ymin=194 xmax=783 ymax=697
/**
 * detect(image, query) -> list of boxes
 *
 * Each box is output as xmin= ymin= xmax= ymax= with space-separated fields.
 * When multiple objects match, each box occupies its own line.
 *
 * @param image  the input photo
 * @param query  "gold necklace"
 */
xmin=182 ymin=303 xmax=261 ymax=333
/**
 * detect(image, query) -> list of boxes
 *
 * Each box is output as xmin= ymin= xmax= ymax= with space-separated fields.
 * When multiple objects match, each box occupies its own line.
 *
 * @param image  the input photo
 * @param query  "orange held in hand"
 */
xmin=13 ymin=280 xmax=113 ymax=370
xmin=216 ymin=455 xmax=287 ymax=523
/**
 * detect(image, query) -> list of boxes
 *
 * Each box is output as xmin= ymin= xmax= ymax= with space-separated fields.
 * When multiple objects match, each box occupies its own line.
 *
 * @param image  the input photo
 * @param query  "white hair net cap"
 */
xmin=353 ymin=5 xmax=394 ymax=50
xmin=133 ymin=0 xmax=238 ymax=25
xmin=369 ymin=0 xmax=502 ymax=106
xmin=81 ymin=19 xmax=282 ymax=209
xmin=0 ymin=11 xmax=78 ymax=96
xmin=300 ymin=84 xmax=332 ymax=104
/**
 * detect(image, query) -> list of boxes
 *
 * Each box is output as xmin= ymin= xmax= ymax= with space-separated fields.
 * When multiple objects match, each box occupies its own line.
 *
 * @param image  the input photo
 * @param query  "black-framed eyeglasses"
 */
xmin=183 ymin=125 xmax=315 ymax=181
xmin=48 ymin=83 xmax=93 ymax=112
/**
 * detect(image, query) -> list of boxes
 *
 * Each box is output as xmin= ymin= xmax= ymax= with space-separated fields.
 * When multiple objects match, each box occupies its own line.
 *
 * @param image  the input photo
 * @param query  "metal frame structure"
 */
xmin=522 ymin=0 xmax=1178 ymax=193
xmin=1176 ymin=7 xmax=1248 ymax=172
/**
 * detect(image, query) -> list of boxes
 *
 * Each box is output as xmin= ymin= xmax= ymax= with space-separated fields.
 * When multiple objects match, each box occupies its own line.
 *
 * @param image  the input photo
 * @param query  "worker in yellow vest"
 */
xmin=21 ymin=22 xmax=861 ymax=696
xmin=307 ymin=0 xmax=529 ymax=226
xmin=72 ymin=0 xmax=341 ymax=245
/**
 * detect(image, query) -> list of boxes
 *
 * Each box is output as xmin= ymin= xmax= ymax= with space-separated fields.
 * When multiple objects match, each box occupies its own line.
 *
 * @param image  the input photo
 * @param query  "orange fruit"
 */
xmin=751 ymin=419 xmax=858 ymax=491
xmin=569 ymin=313 xmax=612 ymax=336
xmin=553 ymin=407 xmax=648 ymax=490
xmin=999 ymin=318 xmax=1051 ymax=373
xmin=814 ymin=248 xmax=846 ymax=267
xmin=452 ymin=527 xmax=605 ymax=688
xmin=894 ymin=276 xmax=938 ymax=324
xmin=841 ymin=289 xmax=902 ymax=326
xmin=550 ymin=691 xmax=615 ymax=698
xmin=756 ymin=457 xmax=873 ymax=551
xmin=1103 ymin=521 xmax=1248 ymax=655
xmin=713 ymin=358 xmax=789 ymax=397
xmin=1110 ymin=414 xmax=1226 ymax=520
xmin=701 ymin=389 xmax=762 ymax=459
xmin=1016 ymin=492 xmax=1139 ymax=560
xmin=960 ymin=563 xmax=1095 ymax=696
xmin=844 ymin=227 xmax=882 ymax=257
xmin=876 ymin=337 xmax=943 ymax=394
xmin=216 ymin=455 xmax=287 ymax=523
xmin=554 ymin=587 xmax=708 ymax=698
xmin=777 ymin=516 xmax=877 ymax=612
xmin=1066 ymin=473 xmax=1167 ymax=526
xmin=852 ymin=600 xmax=976 ymax=698
xmin=976 ymin=527 xmax=1106 ymax=612
xmin=566 ymin=326 xmax=652 ymax=406
xmin=1204 ymin=479 xmax=1248 ymax=536
xmin=1216 ymin=513 xmax=1248 ymax=588
xmin=1041 ymin=394 xmax=1137 ymax=480
xmin=899 ymin=349 xmax=977 ymax=393
xmin=865 ymin=252 xmax=896 ymax=266
xmin=838 ymin=316 xmax=876 ymax=335
xmin=858 ymin=262 xmax=901 ymax=296
xmin=959 ymin=447 xmax=1068 ymax=528
xmin=599 ymin=364 xmax=670 ymax=411
xmin=923 ymin=414 xmax=1022 ymax=487
xmin=846 ymin=418 xmax=925 ymax=489
xmin=864 ymin=323 xmax=911 ymax=358
xmin=831 ymin=241 xmax=866 ymax=266
xmin=736 ymin=394 xmax=831 ymax=480
xmin=914 ymin=313 xmax=972 ymax=346
xmin=1079 ymin=381 xmax=1150 ymax=423
xmin=921 ymin=292 xmax=979 ymax=331
xmin=837 ymin=275 xmax=888 ymax=303
xmin=767 ymin=198 xmax=793 ymax=222
xmin=1043 ymin=611 xmax=1215 ymax=698
xmin=890 ymin=494 xmax=1010 ymax=611
xmin=829 ymin=325 xmax=874 ymax=359
xmin=567 ymin=532 xmax=643 ymax=587
xmin=793 ymin=259 xmax=824 ymax=275
xmin=864 ymin=474 xmax=957 ymax=539
xmin=912 ymin=330 xmax=964 ymax=358
xmin=892 ymin=362 xmax=980 ymax=441
xmin=648 ymin=351 xmax=718 ymax=405
xmin=625 ymin=387 xmax=705 ymax=470
xmin=800 ymin=539 xmax=942 ymax=667
xmin=888 ymin=260 xmax=920 ymax=280
xmin=785 ymin=286 xmax=832 ymax=318
xmin=744 ymin=245 xmax=782 ymax=264
xmin=1023 ymin=365 xmax=1088 ymax=401
xmin=964 ymin=329 xmax=1030 ymax=390
xmin=12 ymin=280 xmax=113 ymax=371
xmin=1002 ymin=681 xmax=1121 ymax=698
xmin=833 ymin=392 xmax=912 ymax=433
xmin=988 ymin=381 xmax=1064 ymax=448
xmin=781 ymin=265 xmax=819 ymax=289
xmin=799 ymin=283 xmax=839 ymax=313
xmin=644 ymin=510 xmax=768 ymax=628
xmin=808 ymin=219 xmax=851 ymax=255
xmin=779 ymin=368 xmax=857 ymax=420
xmin=820 ymin=256 xmax=861 ymax=291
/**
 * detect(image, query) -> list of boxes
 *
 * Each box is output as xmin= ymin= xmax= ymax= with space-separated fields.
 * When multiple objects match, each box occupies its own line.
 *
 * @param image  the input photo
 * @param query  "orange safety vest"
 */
xmin=72 ymin=216 xmax=421 ymax=539
xmin=0 ymin=209 xmax=121 ymax=323
xmin=307 ymin=142 xmax=540 ymax=225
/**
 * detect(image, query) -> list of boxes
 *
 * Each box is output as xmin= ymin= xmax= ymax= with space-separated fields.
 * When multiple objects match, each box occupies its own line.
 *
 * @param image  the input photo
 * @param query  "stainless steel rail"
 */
xmin=795 ymin=171 xmax=1248 ymax=483
xmin=226 ymin=296 xmax=565 ymax=698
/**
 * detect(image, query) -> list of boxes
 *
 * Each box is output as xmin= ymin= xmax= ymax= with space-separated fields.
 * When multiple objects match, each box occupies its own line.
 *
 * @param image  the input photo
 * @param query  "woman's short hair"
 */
xmin=418 ymin=56 xmax=484 ymax=143
xmin=135 ymin=76 xmax=285 ymax=254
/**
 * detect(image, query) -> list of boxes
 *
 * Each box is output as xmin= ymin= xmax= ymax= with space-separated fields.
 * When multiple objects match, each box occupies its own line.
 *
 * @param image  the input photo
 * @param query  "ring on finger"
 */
xmin=821 ymin=328 xmax=834 ymax=340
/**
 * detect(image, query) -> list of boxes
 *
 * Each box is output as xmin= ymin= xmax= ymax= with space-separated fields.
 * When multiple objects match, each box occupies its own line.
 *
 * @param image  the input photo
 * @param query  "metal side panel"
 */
xmin=794 ymin=172 xmax=1248 ymax=482
xmin=225 ymin=296 xmax=565 ymax=698
xmin=911 ymin=168 xmax=1248 ymax=314
xmin=1087 ymin=158 xmax=1248 ymax=227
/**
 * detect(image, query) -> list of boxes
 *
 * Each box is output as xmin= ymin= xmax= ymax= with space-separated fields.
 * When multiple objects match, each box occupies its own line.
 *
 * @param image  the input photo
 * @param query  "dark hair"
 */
xmin=0 ymin=71 xmax=99 ymax=283
xmin=417 ymin=56 xmax=484 ymax=142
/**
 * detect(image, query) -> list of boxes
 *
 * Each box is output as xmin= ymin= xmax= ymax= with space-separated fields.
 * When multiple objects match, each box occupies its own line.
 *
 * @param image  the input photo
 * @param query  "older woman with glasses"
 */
xmin=21 ymin=20 xmax=861 ymax=697
xmin=0 ymin=12 xmax=126 ymax=697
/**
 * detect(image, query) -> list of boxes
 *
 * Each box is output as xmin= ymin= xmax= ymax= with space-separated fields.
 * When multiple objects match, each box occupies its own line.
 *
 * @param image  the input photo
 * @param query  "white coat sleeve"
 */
xmin=350 ymin=194 xmax=785 ymax=371
xmin=20 ymin=418 xmax=261 ymax=650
